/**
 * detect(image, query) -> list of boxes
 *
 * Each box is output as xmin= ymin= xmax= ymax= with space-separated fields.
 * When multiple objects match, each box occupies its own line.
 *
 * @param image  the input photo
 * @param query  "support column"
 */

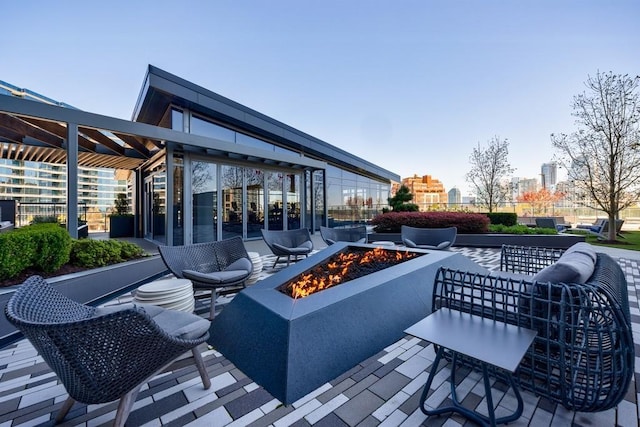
xmin=66 ymin=122 xmax=79 ymax=238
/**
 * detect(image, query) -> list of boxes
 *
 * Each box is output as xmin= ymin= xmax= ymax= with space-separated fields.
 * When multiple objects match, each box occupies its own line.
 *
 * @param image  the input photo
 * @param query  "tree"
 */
xmin=387 ymin=185 xmax=419 ymax=212
xmin=516 ymin=188 xmax=565 ymax=216
xmin=552 ymin=71 xmax=640 ymax=241
xmin=465 ymin=136 xmax=514 ymax=212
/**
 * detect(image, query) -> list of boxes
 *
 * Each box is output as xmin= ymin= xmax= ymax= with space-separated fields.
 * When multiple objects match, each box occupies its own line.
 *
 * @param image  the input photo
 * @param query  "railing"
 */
xmin=15 ymin=203 xmax=110 ymax=232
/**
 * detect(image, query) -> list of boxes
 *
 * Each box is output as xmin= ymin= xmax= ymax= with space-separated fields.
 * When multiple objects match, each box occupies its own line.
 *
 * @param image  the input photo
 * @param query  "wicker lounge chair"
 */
xmin=401 ymin=225 xmax=457 ymax=250
xmin=4 ymin=275 xmax=211 ymax=427
xmin=319 ymin=225 xmax=367 ymax=246
xmin=261 ymin=228 xmax=314 ymax=267
xmin=158 ymin=236 xmax=253 ymax=319
xmin=432 ymin=243 xmax=634 ymax=411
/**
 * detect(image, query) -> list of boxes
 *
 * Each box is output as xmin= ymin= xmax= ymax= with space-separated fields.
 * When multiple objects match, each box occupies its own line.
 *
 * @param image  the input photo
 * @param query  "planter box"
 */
xmin=367 ymin=232 xmax=585 ymax=249
xmin=109 ymin=215 xmax=134 ymax=238
xmin=0 ymin=255 xmax=168 ymax=348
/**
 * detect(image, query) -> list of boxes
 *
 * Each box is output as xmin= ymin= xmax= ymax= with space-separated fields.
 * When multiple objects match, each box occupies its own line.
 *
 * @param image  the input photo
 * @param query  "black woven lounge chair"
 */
xmin=261 ymin=228 xmax=313 ymax=267
xmin=4 ymin=275 xmax=211 ymax=427
xmin=158 ymin=236 xmax=253 ymax=319
xmin=319 ymin=225 xmax=367 ymax=246
xmin=401 ymin=225 xmax=457 ymax=250
xmin=433 ymin=243 xmax=634 ymax=412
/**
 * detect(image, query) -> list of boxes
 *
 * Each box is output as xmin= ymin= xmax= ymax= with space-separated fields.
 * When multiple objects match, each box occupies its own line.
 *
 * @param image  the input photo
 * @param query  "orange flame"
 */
xmin=283 ymin=247 xmax=419 ymax=299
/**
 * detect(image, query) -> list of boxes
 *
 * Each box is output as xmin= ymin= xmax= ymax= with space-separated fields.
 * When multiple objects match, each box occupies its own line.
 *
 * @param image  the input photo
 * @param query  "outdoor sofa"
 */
xmin=432 ymin=242 xmax=633 ymax=411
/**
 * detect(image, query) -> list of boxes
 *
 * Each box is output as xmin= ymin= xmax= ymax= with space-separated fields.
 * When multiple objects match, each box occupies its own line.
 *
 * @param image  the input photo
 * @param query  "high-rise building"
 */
xmin=448 ymin=187 xmax=461 ymax=206
xmin=541 ymin=162 xmax=557 ymax=189
xmin=401 ymin=174 xmax=447 ymax=209
xmin=0 ymin=81 xmax=127 ymax=228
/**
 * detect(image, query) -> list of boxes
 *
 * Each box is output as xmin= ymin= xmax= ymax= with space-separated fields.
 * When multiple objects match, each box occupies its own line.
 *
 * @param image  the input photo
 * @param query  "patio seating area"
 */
xmin=1 ymin=243 xmax=639 ymax=426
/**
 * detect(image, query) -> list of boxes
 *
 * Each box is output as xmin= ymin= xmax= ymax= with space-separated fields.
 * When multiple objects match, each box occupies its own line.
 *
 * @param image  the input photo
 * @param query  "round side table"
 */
xmin=134 ymin=278 xmax=195 ymax=312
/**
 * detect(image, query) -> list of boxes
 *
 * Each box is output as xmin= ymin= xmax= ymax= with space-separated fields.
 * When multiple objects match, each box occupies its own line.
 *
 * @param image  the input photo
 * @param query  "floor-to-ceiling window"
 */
xmin=286 ymin=173 xmax=300 ymax=230
xmin=221 ymin=165 xmax=243 ymax=239
xmin=246 ymin=168 xmax=264 ymax=238
xmin=267 ymin=171 xmax=284 ymax=230
xmin=192 ymin=160 xmax=217 ymax=243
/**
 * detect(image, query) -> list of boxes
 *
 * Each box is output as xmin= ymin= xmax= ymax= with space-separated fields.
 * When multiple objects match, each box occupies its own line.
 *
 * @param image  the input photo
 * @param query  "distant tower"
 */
xmin=448 ymin=187 xmax=461 ymax=205
xmin=541 ymin=162 xmax=557 ymax=189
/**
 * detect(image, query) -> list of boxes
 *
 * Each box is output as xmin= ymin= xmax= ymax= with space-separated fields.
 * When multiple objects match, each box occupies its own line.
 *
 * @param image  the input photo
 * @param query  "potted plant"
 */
xmin=109 ymin=193 xmax=134 ymax=238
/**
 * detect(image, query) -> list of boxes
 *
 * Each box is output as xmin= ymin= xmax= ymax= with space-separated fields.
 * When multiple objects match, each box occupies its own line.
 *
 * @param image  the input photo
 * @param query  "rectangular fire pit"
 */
xmin=208 ymin=242 xmax=488 ymax=405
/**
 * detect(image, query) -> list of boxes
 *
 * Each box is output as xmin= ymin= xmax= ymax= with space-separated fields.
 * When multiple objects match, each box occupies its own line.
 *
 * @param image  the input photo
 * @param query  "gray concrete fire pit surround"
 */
xmin=208 ymin=242 xmax=488 ymax=405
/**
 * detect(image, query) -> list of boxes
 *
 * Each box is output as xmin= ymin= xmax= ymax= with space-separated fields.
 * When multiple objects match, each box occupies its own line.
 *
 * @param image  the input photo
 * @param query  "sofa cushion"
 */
xmin=533 ymin=251 xmax=595 ymax=284
xmin=183 ymin=269 xmax=248 ymax=284
xmin=224 ymin=257 xmax=252 ymax=272
xmin=141 ymin=304 xmax=210 ymax=340
xmin=563 ymin=242 xmax=597 ymax=263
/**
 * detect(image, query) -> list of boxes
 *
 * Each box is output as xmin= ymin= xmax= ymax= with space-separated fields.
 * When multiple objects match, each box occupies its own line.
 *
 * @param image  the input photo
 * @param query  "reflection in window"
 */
xmin=246 ymin=168 xmax=264 ymax=238
xmin=192 ymin=161 xmax=217 ymax=243
xmin=267 ymin=171 xmax=283 ymax=230
xmin=191 ymin=116 xmax=235 ymax=142
xmin=286 ymin=173 xmax=300 ymax=229
xmin=221 ymin=165 xmax=243 ymax=238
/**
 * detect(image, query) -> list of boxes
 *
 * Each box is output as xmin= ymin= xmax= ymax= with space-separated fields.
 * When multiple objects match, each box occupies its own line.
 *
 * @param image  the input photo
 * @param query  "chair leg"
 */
xmin=55 ymin=396 xmax=76 ymax=423
xmin=209 ymin=290 xmax=218 ymax=320
xmin=192 ymin=345 xmax=211 ymax=389
xmin=113 ymin=384 xmax=143 ymax=427
xmin=272 ymin=256 xmax=281 ymax=268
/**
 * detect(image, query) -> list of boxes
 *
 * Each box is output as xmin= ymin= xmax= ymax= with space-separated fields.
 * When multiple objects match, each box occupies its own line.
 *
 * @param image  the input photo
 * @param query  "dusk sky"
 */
xmin=3 ymin=1 xmax=639 ymax=195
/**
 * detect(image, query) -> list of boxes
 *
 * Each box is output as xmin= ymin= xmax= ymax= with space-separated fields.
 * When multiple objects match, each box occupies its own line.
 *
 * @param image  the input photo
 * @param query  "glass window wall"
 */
xmin=221 ymin=165 xmax=243 ymax=239
xmin=192 ymin=161 xmax=218 ymax=243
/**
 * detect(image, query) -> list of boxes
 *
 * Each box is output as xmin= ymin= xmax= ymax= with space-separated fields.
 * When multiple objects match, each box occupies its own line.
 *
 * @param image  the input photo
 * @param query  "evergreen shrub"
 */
xmin=485 ymin=212 xmax=518 ymax=226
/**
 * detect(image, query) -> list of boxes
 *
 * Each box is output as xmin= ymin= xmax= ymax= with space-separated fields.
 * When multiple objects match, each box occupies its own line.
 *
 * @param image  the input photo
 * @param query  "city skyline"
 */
xmin=2 ymin=1 xmax=638 ymax=195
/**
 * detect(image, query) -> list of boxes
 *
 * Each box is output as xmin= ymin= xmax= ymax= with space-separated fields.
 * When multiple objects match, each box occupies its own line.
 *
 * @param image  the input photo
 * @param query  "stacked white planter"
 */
xmin=133 ymin=278 xmax=195 ymax=312
xmin=247 ymin=251 xmax=264 ymax=285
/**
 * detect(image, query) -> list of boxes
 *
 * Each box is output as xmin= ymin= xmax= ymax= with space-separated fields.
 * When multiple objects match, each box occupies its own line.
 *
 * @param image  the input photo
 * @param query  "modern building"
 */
xmin=447 ymin=187 xmax=461 ymax=206
xmin=541 ymin=162 xmax=558 ymax=189
xmin=401 ymin=174 xmax=447 ymax=209
xmin=0 ymin=81 xmax=127 ymax=227
xmin=0 ymin=66 xmax=399 ymax=245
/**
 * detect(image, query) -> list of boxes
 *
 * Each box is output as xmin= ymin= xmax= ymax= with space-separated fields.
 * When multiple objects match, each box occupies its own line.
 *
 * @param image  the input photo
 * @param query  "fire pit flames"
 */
xmin=279 ymin=247 xmax=422 ymax=299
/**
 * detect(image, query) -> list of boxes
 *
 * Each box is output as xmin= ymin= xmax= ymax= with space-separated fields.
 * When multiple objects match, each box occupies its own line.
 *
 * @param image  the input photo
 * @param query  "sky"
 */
xmin=2 ymin=1 xmax=639 ymax=196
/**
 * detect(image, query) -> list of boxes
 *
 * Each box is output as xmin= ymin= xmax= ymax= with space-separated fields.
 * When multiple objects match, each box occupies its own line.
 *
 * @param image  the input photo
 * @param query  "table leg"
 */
xmin=419 ymin=348 xmax=525 ymax=427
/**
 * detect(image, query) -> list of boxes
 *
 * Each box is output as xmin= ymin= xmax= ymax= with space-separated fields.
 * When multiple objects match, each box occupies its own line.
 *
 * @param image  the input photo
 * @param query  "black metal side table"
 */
xmin=405 ymin=308 xmax=537 ymax=427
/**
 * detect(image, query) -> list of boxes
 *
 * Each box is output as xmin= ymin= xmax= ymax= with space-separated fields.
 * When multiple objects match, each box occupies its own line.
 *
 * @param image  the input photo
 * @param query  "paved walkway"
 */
xmin=0 ymin=244 xmax=638 ymax=426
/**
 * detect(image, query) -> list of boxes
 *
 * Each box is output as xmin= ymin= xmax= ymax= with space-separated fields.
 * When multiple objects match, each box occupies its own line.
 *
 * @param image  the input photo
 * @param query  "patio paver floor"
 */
xmin=0 ymin=246 xmax=638 ymax=427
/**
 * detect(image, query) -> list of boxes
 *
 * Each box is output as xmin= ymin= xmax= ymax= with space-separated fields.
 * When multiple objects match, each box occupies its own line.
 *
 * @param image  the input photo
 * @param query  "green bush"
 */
xmin=0 ymin=223 xmax=72 ymax=279
xmin=70 ymin=239 xmax=144 ymax=268
xmin=0 ymin=232 xmax=36 ymax=280
xmin=488 ymin=224 xmax=557 ymax=234
xmin=370 ymin=211 xmax=490 ymax=233
xmin=26 ymin=224 xmax=73 ymax=272
xmin=484 ymin=212 xmax=517 ymax=226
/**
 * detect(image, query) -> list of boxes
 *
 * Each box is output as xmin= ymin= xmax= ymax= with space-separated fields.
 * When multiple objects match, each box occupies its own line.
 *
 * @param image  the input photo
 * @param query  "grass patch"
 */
xmin=565 ymin=229 xmax=640 ymax=251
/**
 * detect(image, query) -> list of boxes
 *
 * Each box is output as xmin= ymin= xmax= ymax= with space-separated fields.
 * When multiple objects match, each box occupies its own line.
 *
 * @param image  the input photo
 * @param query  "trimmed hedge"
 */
xmin=70 ymin=239 xmax=145 ymax=268
xmin=484 ymin=212 xmax=518 ymax=226
xmin=371 ymin=211 xmax=490 ymax=233
xmin=0 ymin=223 xmax=72 ymax=280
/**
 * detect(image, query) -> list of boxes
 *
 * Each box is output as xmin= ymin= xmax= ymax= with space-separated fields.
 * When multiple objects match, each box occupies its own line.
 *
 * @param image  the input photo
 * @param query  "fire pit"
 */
xmin=209 ymin=242 xmax=488 ymax=404
xmin=279 ymin=246 xmax=422 ymax=299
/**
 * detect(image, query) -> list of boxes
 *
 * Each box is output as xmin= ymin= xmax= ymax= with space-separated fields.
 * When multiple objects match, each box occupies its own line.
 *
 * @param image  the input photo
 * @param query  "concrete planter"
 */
xmin=367 ymin=232 xmax=585 ymax=249
xmin=0 ymin=255 xmax=168 ymax=348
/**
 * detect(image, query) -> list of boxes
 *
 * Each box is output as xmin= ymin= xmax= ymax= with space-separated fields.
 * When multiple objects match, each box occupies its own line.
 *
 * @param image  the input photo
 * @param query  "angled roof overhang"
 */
xmin=134 ymin=65 xmax=399 ymax=183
